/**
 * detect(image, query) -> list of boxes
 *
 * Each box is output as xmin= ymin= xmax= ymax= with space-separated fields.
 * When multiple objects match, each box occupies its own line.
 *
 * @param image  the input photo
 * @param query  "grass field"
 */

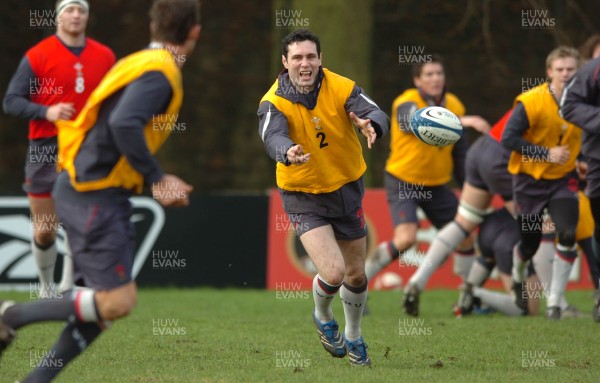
xmin=1 ymin=288 xmax=599 ymax=382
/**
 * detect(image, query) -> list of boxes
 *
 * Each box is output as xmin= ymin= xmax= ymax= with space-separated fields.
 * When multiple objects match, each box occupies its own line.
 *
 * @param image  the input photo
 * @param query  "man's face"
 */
xmin=57 ymin=5 xmax=88 ymax=36
xmin=414 ymin=62 xmax=445 ymax=99
xmin=547 ymin=57 xmax=578 ymax=89
xmin=282 ymin=40 xmax=321 ymax=92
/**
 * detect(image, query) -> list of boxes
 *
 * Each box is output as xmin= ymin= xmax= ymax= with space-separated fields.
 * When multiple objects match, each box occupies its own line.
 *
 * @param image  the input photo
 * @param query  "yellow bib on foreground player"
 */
xmin=57 ymin=48 xmax=183 ymax=193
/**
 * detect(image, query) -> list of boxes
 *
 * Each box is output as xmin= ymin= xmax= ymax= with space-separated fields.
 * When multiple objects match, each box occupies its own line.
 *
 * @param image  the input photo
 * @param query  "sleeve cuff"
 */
xmin=146 ymin=169 xmax=165 ymax=187
xmin=37 ymin=105 xmax=48 ymax=120
xmin=282 ymin=143 xmax=296 ymax=166
xmin=370 ymin=121 xmax=382 ymax=138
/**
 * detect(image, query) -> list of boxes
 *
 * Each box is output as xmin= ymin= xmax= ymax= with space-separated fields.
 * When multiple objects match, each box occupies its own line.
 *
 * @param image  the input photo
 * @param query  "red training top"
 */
xmin=488 ymin=108 xmax=513 ymax=143
xmin=25 ymin=35 xmax=115 ymax=139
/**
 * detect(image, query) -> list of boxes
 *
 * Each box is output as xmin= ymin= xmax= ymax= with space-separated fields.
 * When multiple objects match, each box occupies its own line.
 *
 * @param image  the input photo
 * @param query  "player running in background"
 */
xmin=502 ymin=46 xmax=581 ymax=320
xmin=0 ymin=1 xmax=199 ymax=381
xmin=258 ymin=29 xmax=389 ymax=366
xmin=3 ymin=0 xmax=115 ymax=296
xmin=398 ymin=109 xmax=514 ymax=317
xmin=561 ymin=51 xmax=600 ymax=322
xmin=363 ymin=55 xmax=490 ymax=317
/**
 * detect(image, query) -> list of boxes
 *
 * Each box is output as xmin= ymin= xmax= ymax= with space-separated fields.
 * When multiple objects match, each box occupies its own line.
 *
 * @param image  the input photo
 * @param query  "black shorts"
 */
xmin=24 ymin=137 xmax=59 ymax=196
xmin=513 ymin=172 xmax=579 ymax=216
xmin=279 ymin=178 xmax=367 ymax=240
xmin=465 ymin=135 xmax=512 ymax=200
xmin=55 ymin=199 xmax=134 ymax=290
xmin=478 ymin=208 xmax=520 ymax=275
xmin=384 ymin=172 xmax=458 ymax=229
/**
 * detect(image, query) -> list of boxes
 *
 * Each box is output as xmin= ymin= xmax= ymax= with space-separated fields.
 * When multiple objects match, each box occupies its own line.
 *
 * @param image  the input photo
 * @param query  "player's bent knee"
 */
xmin=319 ymin=270 xmax=345 ymax=286
xmin=102 ymin=296 xmax=136 ymax=320
xmin=558 ymin=230 xmax=576 ymax=248
xmin=344 ymin=273 xmax=367 ymax=287
xmin=327 ymin=274 xmax=345 ymax=287
xmin=97 ymin=287 xmax=137 ymax=321
xmin=393 ymin=236 xmax=416 ymax=252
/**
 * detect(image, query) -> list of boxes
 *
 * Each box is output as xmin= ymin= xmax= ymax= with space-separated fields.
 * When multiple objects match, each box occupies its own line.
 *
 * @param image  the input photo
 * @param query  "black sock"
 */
xmin=580 ymin=237 xmax=600 ymax=289
xmin=23 ymin=321 xmax=103 ymax=383
xmin=388 ymin=241 xmax=401 ymax=259
xmin=593 ymin=234 xmax=600 ymax=288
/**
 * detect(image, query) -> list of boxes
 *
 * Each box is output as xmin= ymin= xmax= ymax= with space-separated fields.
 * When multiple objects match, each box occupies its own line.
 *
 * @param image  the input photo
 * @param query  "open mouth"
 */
xmin=299 ymin=70 xmax=312 ymax=81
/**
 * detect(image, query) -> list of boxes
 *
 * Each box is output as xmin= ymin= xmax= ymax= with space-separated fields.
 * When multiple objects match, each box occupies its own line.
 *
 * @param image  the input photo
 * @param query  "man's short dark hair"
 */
xmin=281 ymin=29 xmax=321 ymax=59
xmin=411 ymin=54 xmax=444 ymax=78
xmin=149 ymin=0 xmax=201 ymax=45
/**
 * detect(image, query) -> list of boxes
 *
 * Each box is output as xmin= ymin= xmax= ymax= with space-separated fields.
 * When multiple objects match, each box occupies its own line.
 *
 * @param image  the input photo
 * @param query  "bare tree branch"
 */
xmin=482 ymin=0 xmax=510 ymax=78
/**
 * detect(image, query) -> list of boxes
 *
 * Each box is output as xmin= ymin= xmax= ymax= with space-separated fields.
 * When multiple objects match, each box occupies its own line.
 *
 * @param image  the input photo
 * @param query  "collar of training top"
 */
xmin=418 ymin=86 xmax=448 ymax=108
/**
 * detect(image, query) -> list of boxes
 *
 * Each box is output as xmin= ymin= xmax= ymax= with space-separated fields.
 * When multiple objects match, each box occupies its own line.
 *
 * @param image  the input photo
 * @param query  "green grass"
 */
xmin=1 ymin=288 xmax=599 ymax=382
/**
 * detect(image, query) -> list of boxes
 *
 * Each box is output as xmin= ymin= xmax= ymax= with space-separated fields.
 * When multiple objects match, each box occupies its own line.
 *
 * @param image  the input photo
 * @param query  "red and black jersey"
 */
xmin=26 ymin=35 xmax=115 ymax=139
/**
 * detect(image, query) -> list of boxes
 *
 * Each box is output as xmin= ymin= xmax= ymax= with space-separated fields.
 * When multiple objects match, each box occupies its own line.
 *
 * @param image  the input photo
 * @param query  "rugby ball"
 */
xmin=373 ymin=272 xmax=403 ymax=291
xmin=409 ymin=106 xmax=463 ymax=147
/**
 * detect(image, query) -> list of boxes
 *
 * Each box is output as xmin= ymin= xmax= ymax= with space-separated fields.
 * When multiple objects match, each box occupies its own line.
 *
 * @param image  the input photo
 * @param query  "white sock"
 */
xmin=58 ymin=238 xmax=74 ymax=292
xmin=32 ymin=241 xmax=57 ymax=293
xmin=473 ymin=287 xmax=524 ymax=316
xmin=559 ymin=296 xmax=570 ymax=311
xmin=531 ymin=239 xmax=571 ymax=309
xmin=512 ymin=244 xmax=527 ymax=283
xmin=466 ymin=259 xmax=493 ymax=286
xmin=548 ymin=248 xmax=576 ymax=308
xmin=453 ymin=250 xmax=476 ymax=281
xmin=410 ymin=222 xmax=466 ymax=291
xmin=532 ymin=240 xmax=554 ymax=294
xmin=340 ymin=282 xmax=367 ymax=340
xmin=312 ymin=275 xmax=340 ymax=323
xmin=365 ymin=242 xmax=393 ymax=281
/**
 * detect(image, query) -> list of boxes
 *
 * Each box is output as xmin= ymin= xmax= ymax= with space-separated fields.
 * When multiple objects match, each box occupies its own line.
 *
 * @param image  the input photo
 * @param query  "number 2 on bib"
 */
xmin=316 ymin=132 xmax=328 ymax=149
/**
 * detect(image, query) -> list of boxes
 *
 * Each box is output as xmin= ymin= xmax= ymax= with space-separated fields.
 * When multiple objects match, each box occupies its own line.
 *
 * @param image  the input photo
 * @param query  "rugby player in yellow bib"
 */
xmin=364 ymin=55 xmax=491 ymax=317
xmin=502 ymin=46 xmax=582 ymax=320
xmin=258 ymin=29 xmax=389 ymax=366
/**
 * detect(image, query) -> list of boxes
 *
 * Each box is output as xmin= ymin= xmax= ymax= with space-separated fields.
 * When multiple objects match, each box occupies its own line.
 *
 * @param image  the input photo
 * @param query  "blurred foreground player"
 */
xmin=561 ymin=53 xmax=600 ymax=322
xmin=3 ymin=0 xmax=115 ymax=296
xmin=0 ymin=1 xmax=200 ymax=381
xmin=258 ymin=29 xmax=389 ymax=366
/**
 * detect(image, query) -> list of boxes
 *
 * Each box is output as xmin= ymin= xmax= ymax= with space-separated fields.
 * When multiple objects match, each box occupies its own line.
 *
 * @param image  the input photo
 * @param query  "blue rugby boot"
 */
xmin=312 ymin=311 xmax=346 ymax=358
